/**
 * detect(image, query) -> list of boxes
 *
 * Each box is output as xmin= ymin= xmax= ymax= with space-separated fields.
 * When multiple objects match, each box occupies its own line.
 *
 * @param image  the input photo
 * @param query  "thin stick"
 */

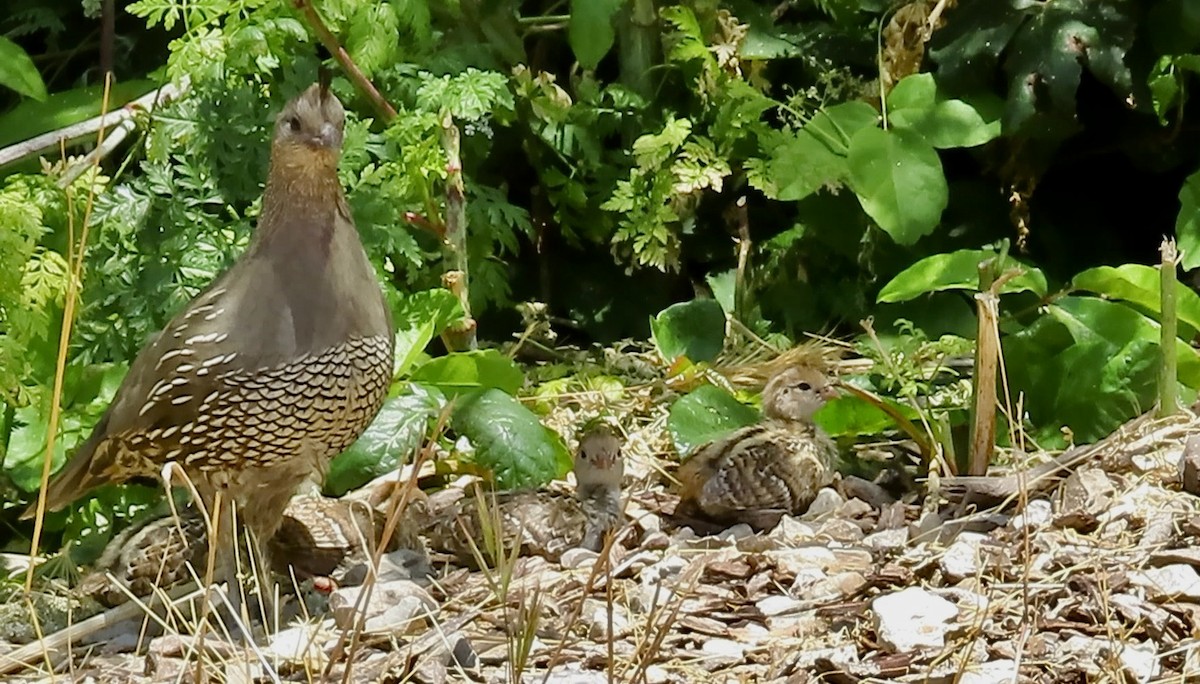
xmin=1159 ymin=237 xmax=1180 ymax=418
xmin=292 ymin=0 xmax=397 ymax=122
xmin=0 ymin=79 xmax=187 ymax=169
xmin=439 ymin=111 xmax=478 ymax=351
xmin=25 ymin=73 xmax=114 ymax=592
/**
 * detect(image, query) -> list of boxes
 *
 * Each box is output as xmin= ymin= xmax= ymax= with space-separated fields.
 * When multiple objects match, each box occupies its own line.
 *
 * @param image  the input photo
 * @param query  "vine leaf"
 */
xmin=668 ymin=384 xmax=758 ymax=457
xmin=847 ymin=127 xmax=947 ymax=245
xmin=452 ymin=388 xmax=573 ymax=489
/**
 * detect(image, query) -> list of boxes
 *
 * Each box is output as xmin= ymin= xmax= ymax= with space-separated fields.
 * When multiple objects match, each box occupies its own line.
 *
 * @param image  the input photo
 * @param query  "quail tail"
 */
xmin=21 ymin=441 xmax=106 ymax=520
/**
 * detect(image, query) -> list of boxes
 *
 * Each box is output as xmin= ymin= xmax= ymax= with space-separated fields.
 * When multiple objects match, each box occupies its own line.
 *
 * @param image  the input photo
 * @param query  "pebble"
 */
xmin=872 ymin=587 xmax=958 ymax=652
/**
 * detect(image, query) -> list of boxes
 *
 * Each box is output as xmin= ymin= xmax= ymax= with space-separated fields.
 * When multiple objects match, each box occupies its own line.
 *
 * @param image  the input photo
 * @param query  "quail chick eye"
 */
xmin=288 ymin=116 xmax=301 ymax=133
xmin=797 ymin=382 xmax=812 ymax=391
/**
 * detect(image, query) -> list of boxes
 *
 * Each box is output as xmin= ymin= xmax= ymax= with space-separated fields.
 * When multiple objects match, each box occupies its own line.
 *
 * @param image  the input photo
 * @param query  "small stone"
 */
xmin=699 ymin=637 xmax=745 ymax=670
xmin=863 ymin=527 xmax=908 ymax=553
xmin=767 ymin=516 xmax=817 ymax=544
xmin=560 ymin=547 xmax=599 ymax=569
xmin=1058 ymin=467 xmax=1116 ymax=516
xmin=640 ymin=530 xmax=671 ymax=551
xmin=1010 ymin=499 xmax=1052 ymax=531
xmin=802 ymin=488 xmax=845 ymax=520
xmin=341 ymin=548 xmax=434 ymax=586
xmin=428 ymin=631 xmax=477 ymax=669
xmin=329 ymin=579 xmax=438 ymax=630
xmin=266 ymin=624 xmax=328 ymax=669
xmin=756 ymin=595 xmax=803 ymax=617
xmin=1134 ymin=564 xmax=1200 ymax=602
xmin=364 ymin=595 xmax=429 ymax=635
xmin=872 ymin=587 xmax=958 ymax=653
xmin=940 ymin=532 xmax=987 ymax=581
xmin=814 ymin=518 xmax=865 ymax=543
xmin=581 ymin=599 xmax=632 ymax=640
xmin=805 ymin=571 xmax=866 ymax=600
xmin=909 ymin=510 xmax=943 ymax=543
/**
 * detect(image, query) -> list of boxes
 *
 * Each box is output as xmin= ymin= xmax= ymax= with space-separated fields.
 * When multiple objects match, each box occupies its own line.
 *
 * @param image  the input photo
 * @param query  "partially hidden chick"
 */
xmin=79 ymin=494 xmax=405 ymax=607
xmin=676 ymin=366 xmax=838 ymax=530
xmin=421 ymin=423 xmax=626 ymax=567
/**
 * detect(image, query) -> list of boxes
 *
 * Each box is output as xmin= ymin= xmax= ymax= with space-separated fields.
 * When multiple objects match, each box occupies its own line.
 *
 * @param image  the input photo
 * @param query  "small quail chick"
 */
xmin=422 ymin=423 xmax=625 ymax=566
xmin=78 ymin=495 xmax=405 ymax=607
xmin=676 ymin=366 xmax=838 ymax=530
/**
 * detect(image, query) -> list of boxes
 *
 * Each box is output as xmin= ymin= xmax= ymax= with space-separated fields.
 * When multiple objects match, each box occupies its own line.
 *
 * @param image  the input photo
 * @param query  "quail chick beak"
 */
xmin=311 ymin=121 xmax=340 ymax=149
xmin=819 ymin=384 xmax=840 ymax=401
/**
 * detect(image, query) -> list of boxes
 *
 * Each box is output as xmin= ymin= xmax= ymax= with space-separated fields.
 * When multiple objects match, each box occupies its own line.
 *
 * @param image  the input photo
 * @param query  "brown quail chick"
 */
xmin=27 ymin=75 xmax=394 ymax=606
xmin=422 ymin=423 xmax=625 ymax=567
xmin=78 ymin=510 xmax=209 ymax=608
xmin=79 ymin=495 xmax=408 ymax=607
xmin=676 ymin=366 xmax=839 ymax=531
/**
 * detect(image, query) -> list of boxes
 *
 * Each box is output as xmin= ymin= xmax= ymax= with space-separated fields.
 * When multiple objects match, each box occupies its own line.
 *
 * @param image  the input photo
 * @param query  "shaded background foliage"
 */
xmin=3 ymin=0 xmax=1200 ymax=557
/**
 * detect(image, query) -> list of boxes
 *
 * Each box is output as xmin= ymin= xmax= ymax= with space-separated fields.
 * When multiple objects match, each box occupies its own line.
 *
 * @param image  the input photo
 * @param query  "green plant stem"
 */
xmin=618 ymin=0 xmax=659 ymax=116
xmin=1159 ymin=238 xmax=1180 ymax=418
xmin=439 ymin=111 xmax=478 ymax=351
xmin=292 ymin=0 xmax=397 ymax=123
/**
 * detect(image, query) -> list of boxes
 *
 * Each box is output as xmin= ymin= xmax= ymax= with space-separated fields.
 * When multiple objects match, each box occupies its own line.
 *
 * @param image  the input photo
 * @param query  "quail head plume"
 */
xmin=29 ymin=77 xmax=394 ymax=599
xmin=676 ymin=366 xmax=839 ymax=530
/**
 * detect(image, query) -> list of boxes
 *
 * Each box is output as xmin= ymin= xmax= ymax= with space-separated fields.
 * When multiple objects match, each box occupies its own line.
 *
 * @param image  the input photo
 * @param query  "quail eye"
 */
xmin=797 ymin=382 xmax=812 ymax=391
xmin=287 ymin=116 xmax=301 ymax=133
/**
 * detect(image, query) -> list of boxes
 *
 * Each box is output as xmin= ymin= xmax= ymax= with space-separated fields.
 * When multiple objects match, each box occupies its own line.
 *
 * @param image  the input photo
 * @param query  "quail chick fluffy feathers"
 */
xmin=422 ymin=423 xmax=626 ymax=566
xmin=677 ymin=366 xmax=838 ymax=530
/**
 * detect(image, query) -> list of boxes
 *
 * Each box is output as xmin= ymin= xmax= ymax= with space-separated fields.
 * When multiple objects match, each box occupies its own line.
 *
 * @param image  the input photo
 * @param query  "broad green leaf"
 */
xmin=453 ymin=388 xmax=573 ymax=488
xmin=569 ymin=0 xmax=622 ymax=70
xmin=847 ymin=127 xmax=948 ymax=244
xmin=392 ymin=289 xmax=464 ymax=377
xmin=771 ymin=101 xmax=879 ymax=201
xmin=410 ymin=349 xmax=524 ymax=397
xmin=1177 ymin=168 xmax=1200 ymax=270
xmin=0 ymin=37 xmax=47 ymax=101
xmin=325 ymin=385 xmax=445 ymax=496
xmin=1005 ymin=295 xmax=1200 ymax=444
xmin=1071 ymin=264 xmax=1200 ymax=337
xmin=813 ymin=395 xmax=921 ymax=437
xmin=878 ymin=248 xmax=1048 ymax=303
xmin=668 ymin=384 xmax=759 ymax=456
xmin=888 ymin=74 xmax=1001 ymax=149
xmin=650 ymin=299 xmax=726 ymax=363
xmin=705 ymin=269 xmax=737 ymax=315
xmin=4 ymin=407 xmax=89 ymax=492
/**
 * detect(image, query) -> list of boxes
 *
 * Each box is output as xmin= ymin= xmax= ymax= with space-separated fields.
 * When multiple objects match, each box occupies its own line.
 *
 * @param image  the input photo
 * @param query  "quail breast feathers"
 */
xmin=28 ymin=81 xmax=394 ymax=564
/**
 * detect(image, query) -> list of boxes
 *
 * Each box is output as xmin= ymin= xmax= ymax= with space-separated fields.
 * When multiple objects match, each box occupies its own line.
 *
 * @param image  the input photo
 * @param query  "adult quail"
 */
xmin=28 ymin=77 xmax=394 ymax=598
xmin=79 ymin=495 xmax=405 ymax=607
xmin=676 ymin=366 xmax=839 ymax=530
xmin=421 ymin=423 xmax=626 ymax=566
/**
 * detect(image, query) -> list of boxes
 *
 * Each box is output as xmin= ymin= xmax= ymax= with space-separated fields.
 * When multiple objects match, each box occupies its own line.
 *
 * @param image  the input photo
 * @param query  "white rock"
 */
xmin=699 ymin=637 xmax=744 ymax=670
xmin=581 ymin=599 xmax=632 ymax=640
xmin=328 ymin=579 xmax=438 ymax=630
xmin=364 ymin=595 xmax=429 ymax=635
xmin=872 ymin=587 xmax=959 ymax=652
xmin=635 ymin=555 xmax=688 ymax=612
xmin=940 ymin=532 xmax=988 ymax=581
xmin=768 ymin=515 xmax=817 ymax=544
xmin=802 ymin=488 xmax=845 ymax=520
xmin=756 ymin=595 xmax=803 ymax=617
xmin=719 ymin=524 xmax=756 ymax=543
xmin=266 ymin=624 xmax=328 ymax=669
xmin=815 ymin=519 xmax=865 ymax=543
xmin=1010 ymin=499 xmax=1052 ymax=531
xmin=790 ymin=567 xmax=828 ymax=595
xmin=863 ymin=527 xmax=908 ymax=553
xmin=560 ymin=548 xmax=599 ymax=569
xmin=1133 ymin=564 xmax=1200 ymax=602
xmin=1061 ymin=636 xmax=1159 ymax=683
xmin=805 ymin=571 xmax=866 ymax=601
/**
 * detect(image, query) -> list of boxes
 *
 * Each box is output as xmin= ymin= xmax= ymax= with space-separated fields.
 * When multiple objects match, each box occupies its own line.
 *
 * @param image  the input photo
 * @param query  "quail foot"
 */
xmin=29 ymin=75 xmax=394 ymax=623
xmin=676 ymin=366 xmax=839 ymax=531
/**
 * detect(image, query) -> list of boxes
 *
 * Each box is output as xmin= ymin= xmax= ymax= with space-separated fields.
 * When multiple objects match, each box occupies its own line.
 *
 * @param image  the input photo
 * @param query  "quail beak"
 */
xmin=818 ymin=384 xmax=840 ymax=401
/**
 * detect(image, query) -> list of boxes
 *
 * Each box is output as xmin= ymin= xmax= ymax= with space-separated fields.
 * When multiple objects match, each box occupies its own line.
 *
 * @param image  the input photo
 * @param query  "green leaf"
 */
xmin=847 ymin=127 xmax=948 ymax=244
xmin=888 ymin=74 xmax=1002 ymax=149
xmin=325 ymin=386 xmax=444 ymax=496
xmin=668 ymin=385 xmax=759 ymax=456
xmin=650 ymin=299 xmax=726 ymax=363
xmin=878 ymin=248 xmax=1049 ymax=303
xmin=1177 ymin=168 xmax=1200 ymax=270
xmin=1005 ymin=296 xmax=1200 ymax=443
xmin=705 ymin=269 xmax=737 ymax=315
xmin=812 ymin=395 xmax=922 ymax=438
xmin=0 ymin=37 xmax=48 ymax=101
xmin=453 ymin=388 xmax=573 ymax=489
xmin=392 ymin=289 xmax=464 ymax=377
xmin=569 ymin=0 xmax=622 ymax=70
xmin=1071 ymin=264 xmax=1200 ymax=337
xmin=410 ymin=349 xmax=525 ymax=397
xmin=771 ymin=101 xmax=879 ymax=201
